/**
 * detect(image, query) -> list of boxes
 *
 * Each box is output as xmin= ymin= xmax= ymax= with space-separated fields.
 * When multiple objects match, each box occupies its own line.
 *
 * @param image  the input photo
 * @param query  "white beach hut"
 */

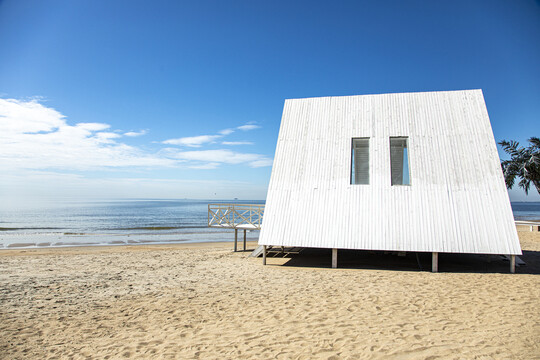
xmin=258 ymin=90 xmax=522 ymax=272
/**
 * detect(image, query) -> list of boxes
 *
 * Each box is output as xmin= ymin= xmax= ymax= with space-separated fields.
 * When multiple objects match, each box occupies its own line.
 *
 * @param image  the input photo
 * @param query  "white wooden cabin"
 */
xmin=258 ymin=90 xmax=522 ymax=272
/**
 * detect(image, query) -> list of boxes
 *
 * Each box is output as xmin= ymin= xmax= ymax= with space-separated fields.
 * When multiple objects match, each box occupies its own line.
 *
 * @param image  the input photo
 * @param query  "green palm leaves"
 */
xmin=499 ymin=137 xmax=540 ymax=195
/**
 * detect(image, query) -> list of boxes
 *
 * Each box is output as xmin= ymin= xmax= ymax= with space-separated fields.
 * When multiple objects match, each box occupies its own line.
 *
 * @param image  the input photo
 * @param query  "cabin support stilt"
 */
xmin=432 ymin=252 xmax=438 ymax=273
xmin=243 ymin=229 xmax=246 ymax=251
xmin=234 ymin=229 xmax=238 ymax=252
xmin=262 ymin=245 xmax=267 ymax=265
xmin=510 ymin=255 xmax=515 ymax=274
xmin=332 ymin=248 xmax=338 ymax=269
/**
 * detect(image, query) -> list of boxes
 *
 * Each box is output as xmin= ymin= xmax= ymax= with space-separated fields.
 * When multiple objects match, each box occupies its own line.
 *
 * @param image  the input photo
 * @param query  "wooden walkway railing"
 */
xmin=208 ymin=203 xmax=264 ymax=251
xmin=208 ymin=203 xmax=264 ymax=229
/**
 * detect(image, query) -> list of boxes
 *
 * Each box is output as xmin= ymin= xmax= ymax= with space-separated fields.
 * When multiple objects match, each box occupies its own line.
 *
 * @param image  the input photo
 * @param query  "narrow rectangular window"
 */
xmin=351 ymin=138 xmax=369 ymax=185
xmin=390 ymin=137 xmax=410 ymax=185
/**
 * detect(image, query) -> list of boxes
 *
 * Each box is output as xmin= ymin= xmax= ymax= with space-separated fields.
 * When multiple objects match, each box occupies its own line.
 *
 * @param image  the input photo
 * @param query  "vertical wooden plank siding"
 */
xmin=258 ymin=90 xmax=521 ymax=255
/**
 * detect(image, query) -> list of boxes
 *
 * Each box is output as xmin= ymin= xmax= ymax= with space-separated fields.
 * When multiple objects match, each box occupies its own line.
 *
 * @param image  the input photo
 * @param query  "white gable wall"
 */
xmin=259 ymin=90 xmax=522 ymax=255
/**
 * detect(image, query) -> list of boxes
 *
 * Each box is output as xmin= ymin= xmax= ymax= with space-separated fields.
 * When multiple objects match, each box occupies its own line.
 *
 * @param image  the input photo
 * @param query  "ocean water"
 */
xmin=511 ymin=202 xmax=540 ymax=221
xmin=0 ymin=199 xmax=264 ymax=249
xmin=0 ymin=200 xmax=538 ymax=249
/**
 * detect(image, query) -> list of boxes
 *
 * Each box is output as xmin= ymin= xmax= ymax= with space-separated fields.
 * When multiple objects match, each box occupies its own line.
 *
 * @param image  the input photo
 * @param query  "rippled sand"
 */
xmin=1 ymin=233 xmax=539 ymax=359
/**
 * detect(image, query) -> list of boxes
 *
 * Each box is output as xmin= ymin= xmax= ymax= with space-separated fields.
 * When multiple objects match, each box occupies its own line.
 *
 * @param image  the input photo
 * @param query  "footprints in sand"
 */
xmin=1 ymin=244 xmax=539 ymax=359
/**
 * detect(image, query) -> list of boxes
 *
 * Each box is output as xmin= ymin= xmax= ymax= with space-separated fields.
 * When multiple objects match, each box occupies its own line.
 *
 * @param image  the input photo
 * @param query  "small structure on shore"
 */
xmin=258 ymin=90 xmax=522 ymax=272
xmin=208 ymin=203 xmax=264 ymax=251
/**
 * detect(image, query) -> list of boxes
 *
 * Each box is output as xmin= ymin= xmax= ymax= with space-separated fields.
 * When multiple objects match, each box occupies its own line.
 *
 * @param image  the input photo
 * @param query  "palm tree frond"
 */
xmin=499 ymin=137 xmax=540 ymax=194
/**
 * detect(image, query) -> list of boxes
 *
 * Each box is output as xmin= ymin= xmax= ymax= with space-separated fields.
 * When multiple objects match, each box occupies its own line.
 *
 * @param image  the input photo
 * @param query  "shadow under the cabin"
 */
xmin=274 ymin=248 xmax=540 ymax=274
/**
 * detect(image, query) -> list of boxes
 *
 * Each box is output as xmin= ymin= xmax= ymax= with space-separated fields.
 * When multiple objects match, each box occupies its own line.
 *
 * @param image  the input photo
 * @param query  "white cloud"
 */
xmin=163 ymin=126 xmax=245 ymax=147
xmin=249 ymin=158 xmax=274 ymax=167
xmin=237 ymin=124 xmax=260 ymax=131
xmin=0 ymin=98 xmax=176 ymax=170
xmin=124 ymin=130 xmax=147 ymax=137
xmin=163 ymin=134 xmax=221 ymax=147
xmin=0 ymin=98 xmax=65 ymax=134
xmin=189 ymin=162 xmax=221 ymax=169
xmin=163 ymin=124 xmax=260 ymax=148
xmin=219 ymin=128 xmax=234 ymax=135
xmin=163 ymin=124 xmax=259 ymax=147
xmin=222 ymin=141 xmax=254 ymax=146
xmin=0 ymin=98 xmax=273 ymax=177
xmin=95 ymin=132 xmax=122 ymax=143
xmin=171 ymin=149 xmax=272 ymax=168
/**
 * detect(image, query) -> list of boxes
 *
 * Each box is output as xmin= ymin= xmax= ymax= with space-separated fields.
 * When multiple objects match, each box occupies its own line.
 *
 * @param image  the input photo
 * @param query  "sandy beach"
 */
xmin=1 ymin=232 xmax=539 ymax=359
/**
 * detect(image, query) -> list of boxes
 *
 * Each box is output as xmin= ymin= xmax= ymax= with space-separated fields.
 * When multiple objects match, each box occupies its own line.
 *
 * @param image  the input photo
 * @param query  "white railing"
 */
xmin=208 ymin=203 xmax=264 ymax=229
xmin=515 ymin=220 xmax=540 ymax=232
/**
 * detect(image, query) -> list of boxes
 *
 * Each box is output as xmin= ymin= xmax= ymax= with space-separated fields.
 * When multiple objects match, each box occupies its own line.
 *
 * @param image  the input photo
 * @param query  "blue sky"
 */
xmin=0 ymin=0 xmax=539 ymax=202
